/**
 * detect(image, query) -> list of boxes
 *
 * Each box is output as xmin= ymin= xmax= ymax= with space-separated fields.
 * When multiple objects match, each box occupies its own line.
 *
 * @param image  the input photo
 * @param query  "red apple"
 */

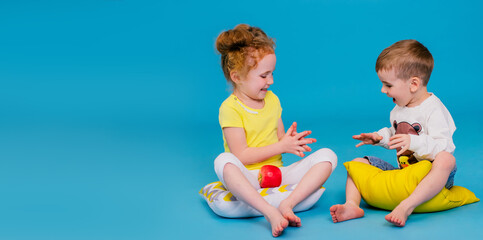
xmin=258 ymin=165 xmax=282 ymax=188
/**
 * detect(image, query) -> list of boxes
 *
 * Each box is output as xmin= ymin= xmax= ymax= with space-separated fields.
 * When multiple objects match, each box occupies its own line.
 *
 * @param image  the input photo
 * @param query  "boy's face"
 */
xmin=378 ymin=68 xmax=413 ymax=107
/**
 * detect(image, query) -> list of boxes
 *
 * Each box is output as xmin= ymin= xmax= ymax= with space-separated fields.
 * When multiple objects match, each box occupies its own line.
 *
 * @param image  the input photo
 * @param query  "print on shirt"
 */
xmin=393 ymin=120 xmax=422 ymax=168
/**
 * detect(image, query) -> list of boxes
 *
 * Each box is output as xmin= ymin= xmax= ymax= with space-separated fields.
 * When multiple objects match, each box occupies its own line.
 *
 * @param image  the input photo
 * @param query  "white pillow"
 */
xmin=199 ymin=181 xmax=325 ymax=218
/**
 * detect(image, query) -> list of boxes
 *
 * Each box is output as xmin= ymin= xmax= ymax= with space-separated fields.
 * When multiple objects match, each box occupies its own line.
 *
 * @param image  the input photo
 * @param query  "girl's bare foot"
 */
xmin=279 ymin=199 xmax=301 ymax=227
xmin=264 ymin=206 xmax=289 ymax=237
xmin=329 ymin=203 xmax=364 ymax=223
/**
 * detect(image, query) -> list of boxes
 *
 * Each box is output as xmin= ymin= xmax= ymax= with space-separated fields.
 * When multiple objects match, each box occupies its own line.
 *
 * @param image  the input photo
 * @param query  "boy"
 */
xmin=330 ymin=40 xmax=457 ymax=227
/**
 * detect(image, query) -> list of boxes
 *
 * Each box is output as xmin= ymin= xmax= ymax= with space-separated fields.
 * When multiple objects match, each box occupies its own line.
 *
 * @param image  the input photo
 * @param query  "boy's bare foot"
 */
xmin=385 ymin=203 xmax=413 ymax=227
xmin=264 ymin=207 xmax=289 ymax=237
xmin=329 ymin=203 xmax=364 ymax=223
xmin=279 ymin=199 xmax=301 ymax=227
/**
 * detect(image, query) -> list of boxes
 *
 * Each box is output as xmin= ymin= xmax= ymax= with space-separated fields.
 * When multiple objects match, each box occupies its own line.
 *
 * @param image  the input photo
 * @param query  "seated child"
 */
xmin=330 ymin=39 xmax=457 ymax=227
xmin=214 ymin=24 xmax=337 ymax=237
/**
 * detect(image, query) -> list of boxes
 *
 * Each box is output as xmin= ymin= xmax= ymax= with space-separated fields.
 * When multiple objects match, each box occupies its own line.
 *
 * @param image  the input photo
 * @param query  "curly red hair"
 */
xmin=215 ymin=24 xmax=275 ymax=86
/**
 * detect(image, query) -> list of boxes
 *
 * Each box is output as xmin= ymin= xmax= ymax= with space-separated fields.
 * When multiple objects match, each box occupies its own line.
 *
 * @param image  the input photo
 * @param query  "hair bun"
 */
xmin=215 ymin=24 xmax=275 ymax=83
xmin=216 ymin=24 xmax=254 ymax=54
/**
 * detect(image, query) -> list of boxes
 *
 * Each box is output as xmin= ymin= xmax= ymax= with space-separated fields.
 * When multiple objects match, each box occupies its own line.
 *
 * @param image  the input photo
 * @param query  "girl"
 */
xmin=214 ymin=24 xmax=337 ymax=237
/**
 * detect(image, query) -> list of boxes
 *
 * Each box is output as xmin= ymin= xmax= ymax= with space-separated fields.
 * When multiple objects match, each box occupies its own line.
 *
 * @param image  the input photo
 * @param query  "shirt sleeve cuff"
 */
xmin=376 ymin=128 xmax=390 ymax=146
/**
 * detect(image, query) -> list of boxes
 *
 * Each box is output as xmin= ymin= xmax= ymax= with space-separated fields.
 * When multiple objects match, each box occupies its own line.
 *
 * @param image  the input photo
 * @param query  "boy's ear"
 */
xmin=409 ymin=77 xmax=422 ymax=93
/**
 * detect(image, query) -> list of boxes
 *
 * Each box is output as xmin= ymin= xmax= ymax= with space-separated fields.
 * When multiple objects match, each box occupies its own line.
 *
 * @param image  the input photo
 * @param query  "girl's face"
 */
xmin=235 ymin=53 xmax=276 ymax=105
xmin=378 ymin=68 xmax=413 ymax=107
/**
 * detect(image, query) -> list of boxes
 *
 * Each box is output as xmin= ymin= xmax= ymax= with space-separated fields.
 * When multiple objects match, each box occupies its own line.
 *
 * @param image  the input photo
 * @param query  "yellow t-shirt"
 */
xmin=219 ymin=91 xmax=283 ymax=170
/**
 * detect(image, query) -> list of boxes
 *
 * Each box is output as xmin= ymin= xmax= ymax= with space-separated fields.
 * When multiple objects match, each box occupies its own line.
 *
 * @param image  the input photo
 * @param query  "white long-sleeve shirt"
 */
xmin=376 ymin=94 xmax=456 ymax=161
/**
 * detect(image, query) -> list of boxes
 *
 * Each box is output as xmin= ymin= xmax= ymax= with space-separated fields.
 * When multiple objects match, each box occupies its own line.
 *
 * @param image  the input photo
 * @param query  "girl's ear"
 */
xmin=409 ymin=77 xmax=422 ymax=93
xmin=230 ymin=71 xmax=240 ymax=84
xmin=230 ymin=71 xmax=240 ymax=83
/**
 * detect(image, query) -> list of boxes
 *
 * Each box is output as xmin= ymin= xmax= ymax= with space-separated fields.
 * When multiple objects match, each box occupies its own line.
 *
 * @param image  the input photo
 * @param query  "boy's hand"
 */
xmin=280 ymin=122 xmax=316 ymax=157
xmin=388 ymin=134 xmax=411 ymax=156
xmin=352 ymin=132 xmax=383 ymax=147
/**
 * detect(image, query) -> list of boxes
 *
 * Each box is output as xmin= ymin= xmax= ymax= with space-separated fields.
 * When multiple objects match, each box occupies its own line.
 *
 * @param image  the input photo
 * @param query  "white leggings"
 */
xmin=214 ymin=148 xmax=338 ymax=189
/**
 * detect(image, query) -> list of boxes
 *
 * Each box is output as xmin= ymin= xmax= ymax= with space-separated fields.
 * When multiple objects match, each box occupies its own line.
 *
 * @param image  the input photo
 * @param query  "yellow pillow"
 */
xmin=344 ymin=160 xmax=479 ymax=212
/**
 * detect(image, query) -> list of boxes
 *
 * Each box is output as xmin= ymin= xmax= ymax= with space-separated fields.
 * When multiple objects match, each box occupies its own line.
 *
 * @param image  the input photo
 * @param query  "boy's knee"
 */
xmin=433 ymin=151 xmax=456 ymax=170
xmin=352 ymin=157 xmax=369 ymax=164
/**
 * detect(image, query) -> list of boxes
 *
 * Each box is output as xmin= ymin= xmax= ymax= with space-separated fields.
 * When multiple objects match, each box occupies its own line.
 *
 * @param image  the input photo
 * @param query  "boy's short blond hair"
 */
xmin=376 ymin=40 xmax=434 ymax=86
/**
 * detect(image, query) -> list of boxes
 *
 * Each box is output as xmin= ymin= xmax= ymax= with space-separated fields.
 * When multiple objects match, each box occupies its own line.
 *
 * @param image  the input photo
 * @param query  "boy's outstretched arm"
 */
xmin=352 ymin=132 xmax=383 ymax=147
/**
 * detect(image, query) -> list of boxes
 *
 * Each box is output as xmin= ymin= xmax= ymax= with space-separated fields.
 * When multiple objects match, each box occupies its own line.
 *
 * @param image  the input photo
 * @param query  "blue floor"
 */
xmin=1 ymin=1 xmax=482 ymax=239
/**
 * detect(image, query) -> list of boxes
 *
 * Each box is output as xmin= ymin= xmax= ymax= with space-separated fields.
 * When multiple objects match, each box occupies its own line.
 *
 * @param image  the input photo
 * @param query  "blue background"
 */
xmin=0 ymin=0 xmax=482 ymax=239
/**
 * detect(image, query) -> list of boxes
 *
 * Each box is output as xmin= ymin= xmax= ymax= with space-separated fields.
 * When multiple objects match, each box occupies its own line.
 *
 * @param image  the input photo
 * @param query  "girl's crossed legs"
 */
xmin=214 ymin=148 xmax=337 ymax=237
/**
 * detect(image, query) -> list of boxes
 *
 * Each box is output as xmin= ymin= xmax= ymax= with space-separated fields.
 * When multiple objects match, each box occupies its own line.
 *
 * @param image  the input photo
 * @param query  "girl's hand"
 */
xmin=290 ymin=122 xmax=312 ymax=152
xmin=352 ymin=132 xmax=383 ymax=147
xmin=388 ymin=134 xmax=411 ymax=156
xmin=280 ymin=122 xmax=316 ymax=157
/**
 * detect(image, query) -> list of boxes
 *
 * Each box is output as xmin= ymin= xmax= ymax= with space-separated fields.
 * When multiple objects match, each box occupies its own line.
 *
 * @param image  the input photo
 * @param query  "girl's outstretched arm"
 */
xmin=278 ymin=120 xmax=313 ymax=153
xmin=223 ymin=123 xmax=315 ymax=165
